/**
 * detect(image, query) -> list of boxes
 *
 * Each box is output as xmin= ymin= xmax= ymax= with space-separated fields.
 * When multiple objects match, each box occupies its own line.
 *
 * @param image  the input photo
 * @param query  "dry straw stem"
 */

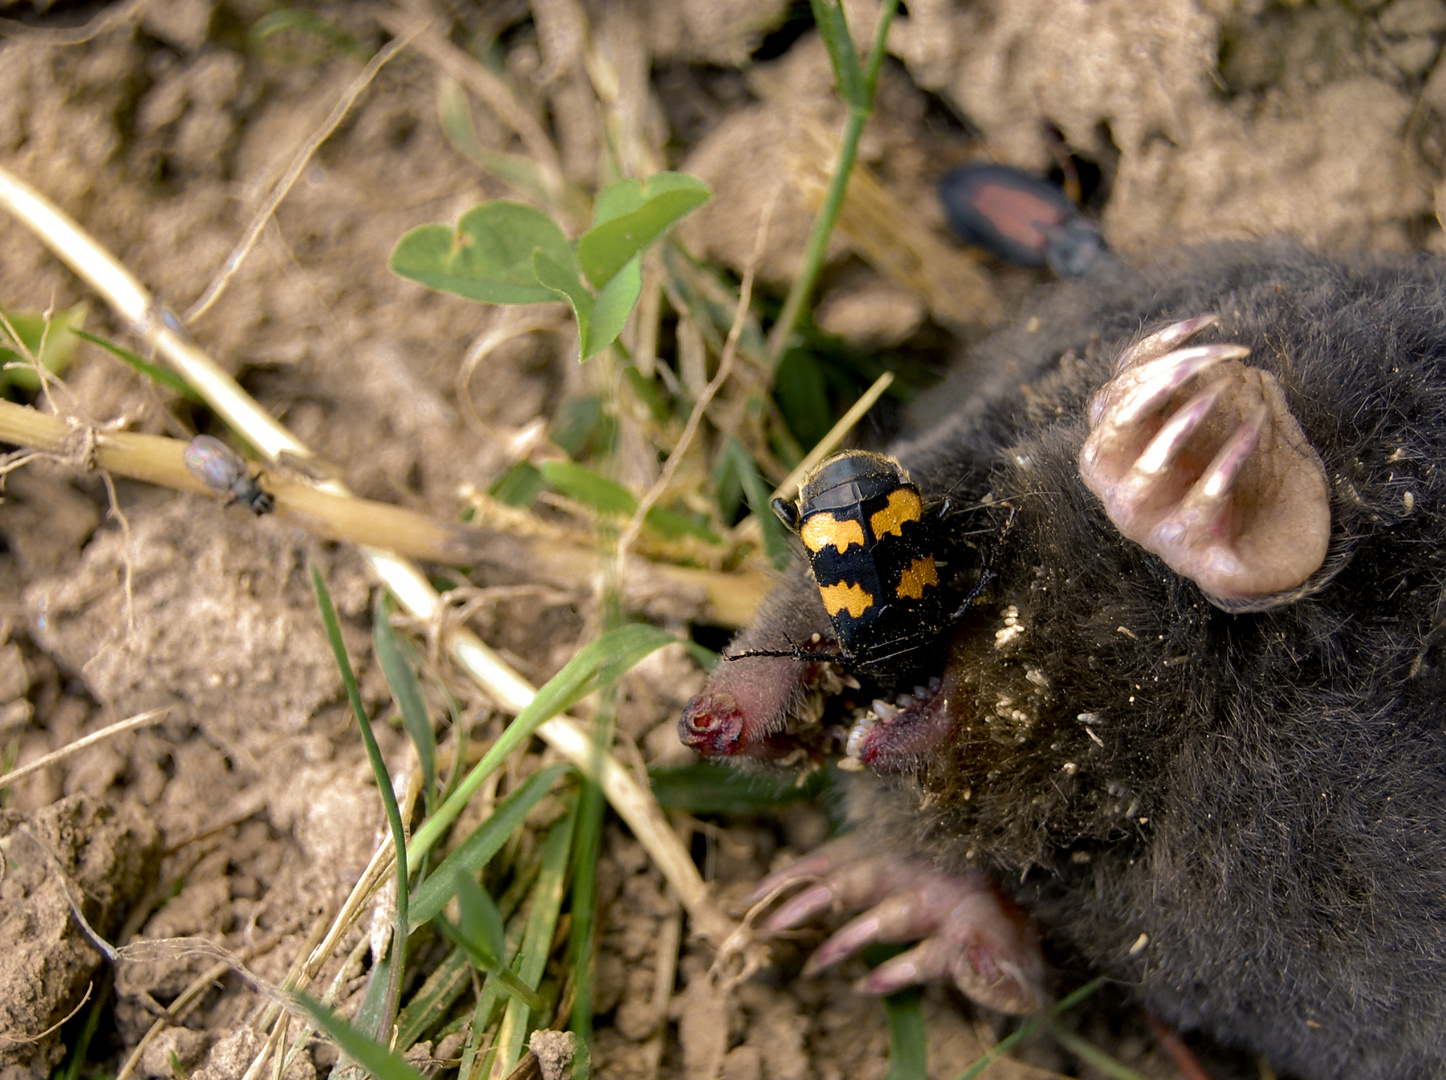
xmin=0 ymin=398 xmax=496 ymax=562
xmin=0 ymin=396 xmax=763 ymax=622
xmin=0 ymin=707 xmax=169 ymax=788
xmin=0 ymin=164 xmax=735 ymax=947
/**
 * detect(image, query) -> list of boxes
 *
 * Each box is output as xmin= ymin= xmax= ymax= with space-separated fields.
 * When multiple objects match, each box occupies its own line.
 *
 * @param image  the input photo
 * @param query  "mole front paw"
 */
xmin=1078 ymin=316 xmax=1330 ymax=603
xmin=749 ymin=838 xmax=1046 ymax=1014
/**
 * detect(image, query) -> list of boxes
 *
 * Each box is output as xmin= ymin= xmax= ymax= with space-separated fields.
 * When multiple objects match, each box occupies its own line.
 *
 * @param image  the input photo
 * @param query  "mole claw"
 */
xmin=1132 ymin=384 xmax=1224 ymax=481
xmin=1195 ymin=405 xmax=1265 ymax=501
xmin=747 ymin=850 xmax=838 ymax=906
xmin=1080 ymin=324 xmax=1330 ymax=603
xmin=764 ymin=882 xmax=838 ymax=933
xmin=749 ymin=839 xmax=1047 ymax=1015
xmin=1113 ymin=314 xmax=1219 ymax=373
xmin=804 ymin=911 xmax=887 ymax=973
xmin=861 ymin=942 xmax=941 ymax=995
xmin=1109 ymin=344 xmax=1247 ymax=428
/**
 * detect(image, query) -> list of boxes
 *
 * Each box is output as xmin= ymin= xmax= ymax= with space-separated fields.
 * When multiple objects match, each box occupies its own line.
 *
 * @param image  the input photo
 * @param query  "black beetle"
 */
xmin=766 ymin=450 xmax=958 ymax=683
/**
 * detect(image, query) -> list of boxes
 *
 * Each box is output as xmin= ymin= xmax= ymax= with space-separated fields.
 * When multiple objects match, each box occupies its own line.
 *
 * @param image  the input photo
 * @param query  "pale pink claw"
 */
xmin=749 ymin=838 xmax=1046 ymax=1015
xmin=1079 ymin=317 xmax=1330 ymax=603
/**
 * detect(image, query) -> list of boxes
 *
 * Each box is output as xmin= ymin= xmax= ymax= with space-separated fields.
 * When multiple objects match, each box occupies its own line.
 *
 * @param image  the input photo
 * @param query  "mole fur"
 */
xmin=684 ymin=242 xmax=1446 ymax=1078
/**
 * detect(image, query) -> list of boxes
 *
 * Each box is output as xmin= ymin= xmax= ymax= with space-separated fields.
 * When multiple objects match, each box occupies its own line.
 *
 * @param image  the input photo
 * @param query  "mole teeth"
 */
xmin=896 ymin=695 xmax=917 ymax=710
xmin=839 ymin=673 xmax=862 ymax=689
xmin=871 ymin=699 xmax=900 ymax=720
xmin=912 ymin=684 xmax=929 ymax=698
xmin=846 ymin=712 xmax=878 ymax=759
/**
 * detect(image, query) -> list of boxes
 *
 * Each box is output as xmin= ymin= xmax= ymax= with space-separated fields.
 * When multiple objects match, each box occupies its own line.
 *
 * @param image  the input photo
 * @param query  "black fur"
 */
xmin=738 ymin=243 xmax=1446 ymax=1078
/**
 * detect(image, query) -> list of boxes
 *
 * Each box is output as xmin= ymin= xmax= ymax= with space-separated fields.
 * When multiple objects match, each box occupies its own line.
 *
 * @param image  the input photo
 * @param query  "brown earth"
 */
xmin=0 ymin=1 xmax=1442 ymax=1079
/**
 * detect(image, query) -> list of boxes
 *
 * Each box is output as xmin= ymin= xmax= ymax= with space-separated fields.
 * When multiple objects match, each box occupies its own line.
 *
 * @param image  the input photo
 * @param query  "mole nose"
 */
xmin=679 ymin=691 xmax=744 ymax=756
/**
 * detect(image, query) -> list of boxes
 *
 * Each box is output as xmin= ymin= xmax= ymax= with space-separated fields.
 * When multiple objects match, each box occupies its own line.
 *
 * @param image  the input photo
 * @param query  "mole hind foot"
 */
xmin=1078 ymin=316 xmax=1330 ymax=603
xmin=749 ymin=837 xmax=1046 ymax=1015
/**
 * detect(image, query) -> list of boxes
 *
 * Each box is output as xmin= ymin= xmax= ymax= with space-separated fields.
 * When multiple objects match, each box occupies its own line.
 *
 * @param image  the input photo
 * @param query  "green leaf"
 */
xmin=593 ymin=179 xmax=646 ymax=225
xmin=374 ymin=596 xmax=436 ymax=815
xmin=394 ymin=949 xmax=472 ymax=1050
xmin=435 ymin=913 xmax=546 ymax=1010
xmin=623 ymin=365 xmax=669 ymax=422
xmin=540 ymin=460 xmax=721 ymax=543
xmin=71 ymin=329 xmax=199 ymax=400
xmin=775 ymin=347 xmax=834 ymax=450
xmin=539 ymin=461 xmax=636 ymax=516
xmin=313 ymin=568 xmax=409 ymax=1034
xmin=722 ymin=437 xmax=793 ymax=569
xmin=955 ymin=977 xmax=1107 ymax=1080
xmin=1045 ymin=1024 xmax=1153 ymax=1080
xmin=576 ymin=173 xmax=711 ymax=289
xmin=350 ymin=949 xmax=400 ymax=1046
xmin=497 ymin=805 xmax=577 ymax=1072
xmin=583 ymin=255 xmax=640 ymax=360
xmin=649 ymin=762 xmax=829 ymax=814
xmin=390 ymin=202 xmax=576 ymax=304
xmin=809 ymin=0 xmax=865 ymax=106
xmin=454 ymin=871 xmax=507 ymax=963
xmin=488 ymin=460 xmax=546 ymax=508
xmin=639 ymin=505 xmax=722 ymax=545
xmin=434 ymin=870 xmax=546 ymax=1011
xmin=292 ymin=992 xmax=430 ymax=1080
xmin=0 ymin=303 xmax=86 ymax=392
xmin=548 ymin=396 xmax=613 ymax=457
xmin=881 ymin=985 xmax=928 ymax=1080
xmin=410 ymin=763 xmax=570 ymax=927
xmin=533 ymin=248 xmax=594 ymax=358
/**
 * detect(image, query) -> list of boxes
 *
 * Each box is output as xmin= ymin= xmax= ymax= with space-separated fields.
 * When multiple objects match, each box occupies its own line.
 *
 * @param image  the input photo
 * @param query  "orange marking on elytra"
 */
xmin=869 ymin=488 xmax=923 ymax=540
xmin=802 ymin=513 xmax=866 ymax=554
xmin=896 ymin=557 xmax=938 ymax=599
xmin=818 ymin=581 xmax=874 ymax=619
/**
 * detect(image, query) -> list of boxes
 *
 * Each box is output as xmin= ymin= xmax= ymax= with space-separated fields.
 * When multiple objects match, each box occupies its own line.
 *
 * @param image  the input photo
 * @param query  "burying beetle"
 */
xmin=939 ymin=161 xmax=1108 ymax=278
xmin=728 ymin=449 xmax=1009 ymax=686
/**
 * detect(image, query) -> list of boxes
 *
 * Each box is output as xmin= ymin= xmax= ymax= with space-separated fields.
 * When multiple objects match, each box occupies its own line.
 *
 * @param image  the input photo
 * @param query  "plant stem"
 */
xmin=765 ymin=0 xmax=900 ymax=365
xmin=312 ymin=566 xmax=410 ymax=1035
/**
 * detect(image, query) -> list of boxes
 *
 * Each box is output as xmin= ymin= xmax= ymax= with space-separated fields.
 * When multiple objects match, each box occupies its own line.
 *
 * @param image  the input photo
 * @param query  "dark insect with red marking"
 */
xmin=760 ymin=450 xmax=980 ymax=685
xmin=182 ymin=434 xmax=275 ymax=515
xmin=939 ymin=162 xmax=1108 ymax=278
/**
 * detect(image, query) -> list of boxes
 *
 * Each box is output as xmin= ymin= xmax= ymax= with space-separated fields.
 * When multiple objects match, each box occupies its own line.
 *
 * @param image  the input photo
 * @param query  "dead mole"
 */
xmin=681 ymin=241 xmax=1446 ymax=1079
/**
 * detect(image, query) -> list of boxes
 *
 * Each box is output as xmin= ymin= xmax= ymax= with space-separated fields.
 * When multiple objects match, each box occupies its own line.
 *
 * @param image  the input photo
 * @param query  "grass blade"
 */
xmin=955 ymin=977 xmax=1107 ymax=1080
xmin=72 ymin=328 xmax=201 ymax=400
xmin=648 ymin=762 xmax=828 ymax=814
xmin=394 ymin=948 xmax=471 ymax=1050
xmin=292 ymin=991 xmax=429 ymax=1080
xmin=495 ymin=801 xmax=577 ymax=1075
xmin=1046 ymin=1023 xmax=1153 ymax=1080
xmin=882 ymin=987 xmax=928 ymax=1080
xmin=374 ymin=594 xmax=437 ymax=815
xmin=312 ymin=565 xmax=409 ymax=1035
xmin=405 ymin=624 xmax=676 ymax=874
xmin=435 ymin=908 xmax=546 ymax=1011
xmin=409 ymin=761 xmax=570 ymax=928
